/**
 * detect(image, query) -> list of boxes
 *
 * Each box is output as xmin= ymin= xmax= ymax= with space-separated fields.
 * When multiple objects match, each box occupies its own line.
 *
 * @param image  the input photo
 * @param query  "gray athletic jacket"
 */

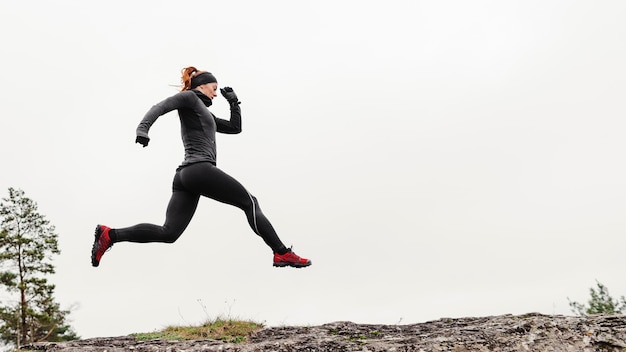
xmin=136 ymin=90 xmax=241 ymax=168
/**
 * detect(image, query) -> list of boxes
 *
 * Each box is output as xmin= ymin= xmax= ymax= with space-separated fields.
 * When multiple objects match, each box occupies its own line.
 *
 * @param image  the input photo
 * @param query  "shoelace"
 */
xmin=282 ymin=249 xmax=304 ymax=261
xmin=96 ymin=235 xmax=113 ymax=255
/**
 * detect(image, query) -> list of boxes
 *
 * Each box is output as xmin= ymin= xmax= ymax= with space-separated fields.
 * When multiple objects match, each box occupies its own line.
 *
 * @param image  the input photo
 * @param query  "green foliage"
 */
xmin=0 ymin=187 xmax=79 ymax=348
xmin=132 ymin=318 xmax=263 ymax=343
xmin=568 ymin=280 xmax=626 ymax=316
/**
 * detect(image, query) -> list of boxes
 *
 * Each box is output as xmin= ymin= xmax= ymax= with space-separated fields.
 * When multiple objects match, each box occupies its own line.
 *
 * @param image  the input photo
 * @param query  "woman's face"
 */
xmin=199 ymin=83 xmax=218 ymax=99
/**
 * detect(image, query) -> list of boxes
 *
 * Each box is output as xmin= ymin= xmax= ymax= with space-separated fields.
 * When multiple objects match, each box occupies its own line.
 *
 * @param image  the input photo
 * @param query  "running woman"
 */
xmin=91 ymin=66 xmax=311 ymax=269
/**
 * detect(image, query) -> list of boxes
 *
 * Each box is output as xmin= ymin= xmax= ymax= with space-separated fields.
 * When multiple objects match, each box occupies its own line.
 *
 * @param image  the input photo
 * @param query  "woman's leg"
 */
xmin=179 ymin=162 xmax=288 ymax=253
xmin=111 ymin=172 xmax=200 ymax=243
xmin=92 ymin=171 xmax=199 ymax=266
xmin=93 ymin=162 xmax=309 ymax=267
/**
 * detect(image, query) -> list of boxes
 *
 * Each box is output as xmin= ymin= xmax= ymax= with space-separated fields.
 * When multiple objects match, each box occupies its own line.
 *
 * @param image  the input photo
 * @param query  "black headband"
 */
xmin=190 ymin=72 xmax=217 ymax=89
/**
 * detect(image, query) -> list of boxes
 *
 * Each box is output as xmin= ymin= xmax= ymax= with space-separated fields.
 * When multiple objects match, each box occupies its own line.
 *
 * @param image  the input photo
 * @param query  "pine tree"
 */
xmin=0 ymin=188 xmax=78 ymax=348
xmin=568 ymin=280 xmax=626 ymax=316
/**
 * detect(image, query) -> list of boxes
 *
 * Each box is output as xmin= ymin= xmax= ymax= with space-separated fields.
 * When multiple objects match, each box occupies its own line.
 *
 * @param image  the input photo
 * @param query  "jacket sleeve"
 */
xmin=136 ymin=92 xmax=192 ymax=139
xmin=215 ymin=103 xmax=242 ymax=134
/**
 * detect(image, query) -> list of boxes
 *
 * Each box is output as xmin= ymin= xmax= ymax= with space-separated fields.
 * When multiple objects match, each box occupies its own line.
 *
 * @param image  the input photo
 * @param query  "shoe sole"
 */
xmin=91 ymin=225 xmax=103 ymax=267
xmin=273 ymin=261 xmax=312 ymax=268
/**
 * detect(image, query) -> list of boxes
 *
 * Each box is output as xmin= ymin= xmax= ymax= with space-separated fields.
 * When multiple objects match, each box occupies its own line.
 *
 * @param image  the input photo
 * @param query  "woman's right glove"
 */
xmin=220 ymin=87 xmax=241 ymax=105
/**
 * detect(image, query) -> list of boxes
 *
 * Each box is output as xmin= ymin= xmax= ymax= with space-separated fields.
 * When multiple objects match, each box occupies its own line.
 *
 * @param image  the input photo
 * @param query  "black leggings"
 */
xmin=112 ymin=162 xmax=287 ymax=253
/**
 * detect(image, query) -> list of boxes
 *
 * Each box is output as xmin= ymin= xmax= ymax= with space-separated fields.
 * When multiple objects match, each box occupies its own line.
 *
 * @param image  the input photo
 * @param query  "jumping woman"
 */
xmin=91 ymin=66 xmax=311 ymax=269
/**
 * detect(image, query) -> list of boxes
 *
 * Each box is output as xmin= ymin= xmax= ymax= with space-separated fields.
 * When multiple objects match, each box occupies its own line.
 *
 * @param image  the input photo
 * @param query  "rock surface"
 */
xmin=21 ymin=313 xmax=626 ymax=352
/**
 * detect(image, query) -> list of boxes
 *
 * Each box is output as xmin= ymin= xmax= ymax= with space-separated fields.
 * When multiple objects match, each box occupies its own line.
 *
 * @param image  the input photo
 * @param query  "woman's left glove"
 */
xmin=135 ymin=135 xmax=150 ymax=147
xmin=220 ymin=87 xmax=240 ymax=105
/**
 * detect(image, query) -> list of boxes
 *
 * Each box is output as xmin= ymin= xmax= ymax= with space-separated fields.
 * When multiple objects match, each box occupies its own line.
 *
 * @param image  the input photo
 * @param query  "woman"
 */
xmin=91 ymin=66 xmax=311 ymax=269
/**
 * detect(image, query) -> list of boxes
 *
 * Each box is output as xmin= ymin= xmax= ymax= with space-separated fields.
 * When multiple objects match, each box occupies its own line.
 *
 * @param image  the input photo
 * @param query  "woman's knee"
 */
xmin=242 ymin=193 xmax=258 ymax=211
xmin=161 ymin=226 xmax=184 ymax=243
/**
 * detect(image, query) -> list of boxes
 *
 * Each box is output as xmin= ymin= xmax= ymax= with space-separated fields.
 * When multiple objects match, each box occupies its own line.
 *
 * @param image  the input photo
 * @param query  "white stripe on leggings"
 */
xmin=247 ymin=191 xmax=261 ymax=235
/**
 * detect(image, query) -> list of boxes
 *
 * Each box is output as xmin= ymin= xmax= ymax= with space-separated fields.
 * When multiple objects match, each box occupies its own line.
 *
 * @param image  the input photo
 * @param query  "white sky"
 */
xmin=1 ymin=0 xmax=625 ymax=339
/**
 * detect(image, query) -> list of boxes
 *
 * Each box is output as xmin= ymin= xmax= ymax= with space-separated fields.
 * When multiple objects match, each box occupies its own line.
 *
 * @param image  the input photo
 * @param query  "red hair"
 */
xmin=180 ymin=66 xmax=209 ymax=91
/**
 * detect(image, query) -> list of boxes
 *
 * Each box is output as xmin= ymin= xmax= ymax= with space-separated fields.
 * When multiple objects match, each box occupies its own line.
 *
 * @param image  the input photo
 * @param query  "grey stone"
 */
xmin=20 ymin=313 xmax=626 ymax=352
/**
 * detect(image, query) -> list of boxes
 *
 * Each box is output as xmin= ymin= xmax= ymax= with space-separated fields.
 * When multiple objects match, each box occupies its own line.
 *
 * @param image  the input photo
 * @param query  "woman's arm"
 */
xmin=215 ymin=102 xmax=242 ymax=134
xmin=215 ymin=87 xmax=242 ymax=134
xmin=136 ymin=92 xmax=194 ymax=145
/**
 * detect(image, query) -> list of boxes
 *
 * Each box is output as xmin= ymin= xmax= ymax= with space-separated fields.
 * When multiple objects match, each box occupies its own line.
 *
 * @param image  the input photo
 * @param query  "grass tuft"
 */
xmin=132 ymin=317 xmax=263 ymax=343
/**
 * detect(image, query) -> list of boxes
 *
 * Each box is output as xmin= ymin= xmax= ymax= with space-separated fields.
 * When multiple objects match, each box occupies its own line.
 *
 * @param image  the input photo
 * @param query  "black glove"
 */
xmin=135 ymin=135 xmax=150 ymax=147
xmin=220 ymin=87 xmax=240 ymax=105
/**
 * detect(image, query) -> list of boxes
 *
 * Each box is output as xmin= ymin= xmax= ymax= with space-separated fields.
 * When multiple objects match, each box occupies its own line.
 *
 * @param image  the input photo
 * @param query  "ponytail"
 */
xmin=180 ymin=66 xmax=199 ymax=91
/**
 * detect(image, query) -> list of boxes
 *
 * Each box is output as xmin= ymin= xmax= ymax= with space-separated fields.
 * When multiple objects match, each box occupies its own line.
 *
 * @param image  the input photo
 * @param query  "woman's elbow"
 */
xmin=223 ymin=127 xmax=242 ymax=134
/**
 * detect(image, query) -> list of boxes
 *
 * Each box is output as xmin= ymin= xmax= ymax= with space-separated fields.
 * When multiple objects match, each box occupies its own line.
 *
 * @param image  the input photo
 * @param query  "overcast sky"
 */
xmin=1 ymin=0 xmax=625 ymax=339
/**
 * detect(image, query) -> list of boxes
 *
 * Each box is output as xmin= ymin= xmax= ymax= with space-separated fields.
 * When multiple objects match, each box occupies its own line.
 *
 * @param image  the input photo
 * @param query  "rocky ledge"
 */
xmin=21 ymin=313 xmax=626 ymax=351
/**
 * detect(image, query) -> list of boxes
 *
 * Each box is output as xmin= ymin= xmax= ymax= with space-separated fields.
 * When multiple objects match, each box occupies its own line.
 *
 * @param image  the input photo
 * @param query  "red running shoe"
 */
xmin=273 ymin=247 xmax=311 ymax=268
xmin=91 ymin=225 xmax=113 ymax=267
